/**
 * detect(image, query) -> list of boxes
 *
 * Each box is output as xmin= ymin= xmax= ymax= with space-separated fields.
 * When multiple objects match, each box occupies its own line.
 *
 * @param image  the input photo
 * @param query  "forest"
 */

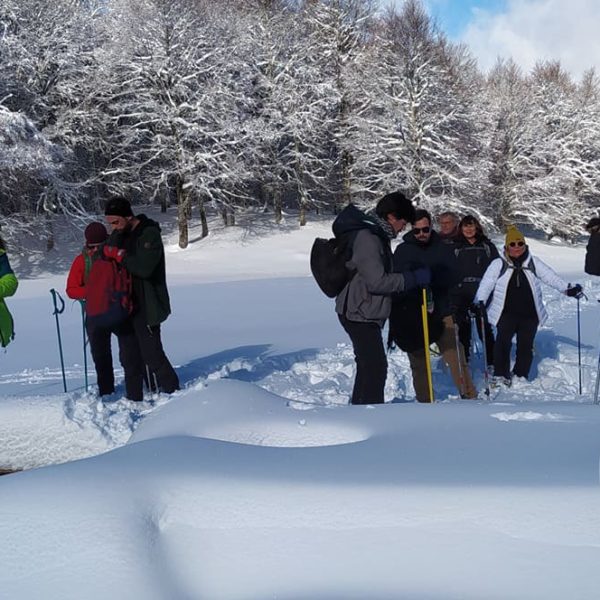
xmin=1 ymin=0 xmax=599 ymax=247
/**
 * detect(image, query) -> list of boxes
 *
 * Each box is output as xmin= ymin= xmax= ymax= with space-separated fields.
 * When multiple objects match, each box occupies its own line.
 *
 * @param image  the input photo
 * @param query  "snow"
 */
xmin=1 ymin=211 xmax=600 ymax=599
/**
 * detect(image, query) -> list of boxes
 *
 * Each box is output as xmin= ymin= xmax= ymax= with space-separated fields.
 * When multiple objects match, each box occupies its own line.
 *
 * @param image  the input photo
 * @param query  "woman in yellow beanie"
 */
xmin=474 ymin=225 xmax=583 ymax=385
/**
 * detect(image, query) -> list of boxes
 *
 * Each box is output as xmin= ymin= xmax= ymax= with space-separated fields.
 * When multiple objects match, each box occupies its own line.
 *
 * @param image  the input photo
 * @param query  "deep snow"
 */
xmin=1 ymin=210 xmax=600 ymax=599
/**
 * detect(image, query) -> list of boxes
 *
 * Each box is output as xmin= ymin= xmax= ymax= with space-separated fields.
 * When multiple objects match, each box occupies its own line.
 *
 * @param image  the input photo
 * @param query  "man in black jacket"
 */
xmin=390 ymin=209 xmax=477 ymax=402
xmin=585 ymin=216 xmax=600 ymax=276
xmin=104 ymin=197 xmax=180 ymax=399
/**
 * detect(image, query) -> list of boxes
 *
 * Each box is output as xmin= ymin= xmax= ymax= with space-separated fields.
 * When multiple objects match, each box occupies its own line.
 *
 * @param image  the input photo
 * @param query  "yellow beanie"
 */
xmin=505 ymin=224 xmax=525 ymax=247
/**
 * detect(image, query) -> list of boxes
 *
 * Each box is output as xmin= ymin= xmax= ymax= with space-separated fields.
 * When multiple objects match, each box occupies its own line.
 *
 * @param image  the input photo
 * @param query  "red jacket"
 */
xmin=66 ymin=250 xmax=96 ymax=300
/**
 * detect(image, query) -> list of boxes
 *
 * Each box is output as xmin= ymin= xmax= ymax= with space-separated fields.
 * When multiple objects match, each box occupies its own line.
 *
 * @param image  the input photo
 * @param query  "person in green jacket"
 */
xmin=0 ymin=238 xmax=18 ymax=348
xmin=103 ymin=197 xmax=179 ymax=398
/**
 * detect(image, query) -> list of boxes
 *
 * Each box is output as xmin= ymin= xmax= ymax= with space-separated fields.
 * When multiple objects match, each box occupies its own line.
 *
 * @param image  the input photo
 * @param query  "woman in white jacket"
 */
xmin=474 ymin=225 xmax=582 ymax=385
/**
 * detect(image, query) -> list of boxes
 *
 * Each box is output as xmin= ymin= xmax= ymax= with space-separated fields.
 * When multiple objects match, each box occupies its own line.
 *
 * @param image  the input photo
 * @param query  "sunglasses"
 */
xmin=413 ymin=226 xmax=431 ymax=234
xmin=508 ymin=241 xmax=525 ymax=248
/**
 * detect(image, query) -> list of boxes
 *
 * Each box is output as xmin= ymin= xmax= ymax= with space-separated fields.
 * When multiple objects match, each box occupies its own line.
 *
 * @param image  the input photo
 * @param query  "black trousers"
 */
xmin=455 ymin=308 xmax=495 ymax=366
xmin=339 ymin=315 xmax=387 ymax=405
xmin=493 ymin=312 xmax=538 ymax=379
xmin=86 ymin=323 xmax=114 ymax=396
xmin=131 ymin=312 xmax=180 ymax=395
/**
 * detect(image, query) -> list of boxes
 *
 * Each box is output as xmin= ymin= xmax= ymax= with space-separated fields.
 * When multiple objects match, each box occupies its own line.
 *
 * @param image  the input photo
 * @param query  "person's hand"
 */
xmin=566 ymin=284 xmax=584 ymax=299
xmin=103 ymin=246 xmax=126 ymax=263
xmin=402 ymin=267 xmax=431 ymax=291
xmin=469 ymin=301 xmax=484 ymax=318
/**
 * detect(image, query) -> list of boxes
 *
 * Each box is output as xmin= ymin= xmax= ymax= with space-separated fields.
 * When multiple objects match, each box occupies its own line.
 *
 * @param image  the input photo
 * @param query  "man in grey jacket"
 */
xmin=334 ymin=191 xmax=429 ymax=404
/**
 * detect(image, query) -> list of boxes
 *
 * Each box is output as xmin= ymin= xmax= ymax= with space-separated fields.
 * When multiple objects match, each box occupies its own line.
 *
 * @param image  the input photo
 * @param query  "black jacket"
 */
xmin=585 ymin=231 xmax=600 ymax=276
xmin=452 ymin=234 xmax=500 ymax=308
xmin=388 ymin=230 xmax=458 ymax=352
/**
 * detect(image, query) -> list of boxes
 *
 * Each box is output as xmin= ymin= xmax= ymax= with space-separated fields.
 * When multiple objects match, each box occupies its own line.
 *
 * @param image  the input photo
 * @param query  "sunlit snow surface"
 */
xmin=1 ymin=213 xmax=600 ymax=599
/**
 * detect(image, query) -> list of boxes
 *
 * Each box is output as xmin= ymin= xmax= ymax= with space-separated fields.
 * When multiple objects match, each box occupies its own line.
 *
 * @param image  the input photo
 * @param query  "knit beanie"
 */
xmin=104 ymin=196 xmax=133 ymax=218
xmin=84 ymin=222 xmax=108 ymax=245
xmin=505 ymin=224 xmax=525 ymax=247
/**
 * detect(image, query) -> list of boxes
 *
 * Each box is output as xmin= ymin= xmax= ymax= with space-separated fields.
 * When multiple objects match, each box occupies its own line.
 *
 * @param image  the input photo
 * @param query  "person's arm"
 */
xmin=122 ymin=227 xmax=163 ymax=279
xmin=0 ymin=253 xmax=17 ymax=298
xmin=474 ymin=258 xmax=503 ymax=305
xmin=66 ymin=255 xmax=86 ymax=300
xmin=533 ymin=257 xmax=569 ymax=292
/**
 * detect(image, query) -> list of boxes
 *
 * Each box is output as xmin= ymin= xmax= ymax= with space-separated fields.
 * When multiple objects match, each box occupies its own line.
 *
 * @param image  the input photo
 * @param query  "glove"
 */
xmin=402 ymin=267 xmax=431 ymax=291
xmin=103 ymin=245 xmax=126 ymax=263
xmin=469 ymin=301 xmax=484 ymax=318
xmin=566 ymin=284 xmax=584 ymax=299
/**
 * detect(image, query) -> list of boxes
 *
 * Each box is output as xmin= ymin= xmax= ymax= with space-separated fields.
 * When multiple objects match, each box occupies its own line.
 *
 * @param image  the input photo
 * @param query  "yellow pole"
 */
xmin=421 ymin=288 xmax=434 ymax=403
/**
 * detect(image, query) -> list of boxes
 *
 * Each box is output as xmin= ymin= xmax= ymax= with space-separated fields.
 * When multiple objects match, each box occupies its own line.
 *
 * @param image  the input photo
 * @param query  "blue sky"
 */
xmin=385 ymin=0 xmax=600 ymax=79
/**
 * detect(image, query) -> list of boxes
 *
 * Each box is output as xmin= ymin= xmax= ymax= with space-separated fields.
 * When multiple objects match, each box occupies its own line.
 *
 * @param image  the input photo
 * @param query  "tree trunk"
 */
xmin=274 ymin=188 xmax=282 ymax=224
xmin=198 ymin=195 xmax=209 ymax=239
xmin=177 ymin=177 xmax=189 ymax=249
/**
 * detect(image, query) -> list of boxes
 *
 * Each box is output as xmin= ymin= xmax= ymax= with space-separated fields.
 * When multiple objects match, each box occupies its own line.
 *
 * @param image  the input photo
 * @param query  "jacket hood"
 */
xmin=332 ymin=204 xmax=387 ymax=240
xmin=135 ymin=213 xmax=161 ymax=233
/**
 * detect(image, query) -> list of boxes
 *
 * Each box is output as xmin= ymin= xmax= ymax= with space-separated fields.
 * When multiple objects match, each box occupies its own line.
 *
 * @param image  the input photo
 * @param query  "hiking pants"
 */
xmin=114 ymin=320 xmax=145 ymax=401
xmin=408 ymin=315 xmax=477 ymax=402
xmin=132 ymin=312 xmax=180 ymax=394
xmin=339 ymin=315 xmax=387 ymax=405
xmin=86 ymin=323 xmax=114 ymax=396
xmin=494 ymin=312 xmax=538 ymax=379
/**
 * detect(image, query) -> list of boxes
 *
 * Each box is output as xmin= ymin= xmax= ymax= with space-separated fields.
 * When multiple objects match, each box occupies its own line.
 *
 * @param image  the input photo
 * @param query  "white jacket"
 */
xmin=475 ymin=253 xmax=568 ymax=326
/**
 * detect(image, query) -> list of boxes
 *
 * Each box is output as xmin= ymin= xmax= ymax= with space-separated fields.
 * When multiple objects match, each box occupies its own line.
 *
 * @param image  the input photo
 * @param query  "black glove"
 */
xmin=566 ymin=284 xmax=584 ymax=299
xmin=469 ymin=301 xmax=485 ymax=318
xmin=402 ymin=267 xmax=431 ymax=291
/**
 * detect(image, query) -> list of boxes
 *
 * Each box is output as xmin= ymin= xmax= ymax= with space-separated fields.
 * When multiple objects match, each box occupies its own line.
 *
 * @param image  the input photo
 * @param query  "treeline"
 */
xmin=1 ymin=0 xmax=599 ymax=247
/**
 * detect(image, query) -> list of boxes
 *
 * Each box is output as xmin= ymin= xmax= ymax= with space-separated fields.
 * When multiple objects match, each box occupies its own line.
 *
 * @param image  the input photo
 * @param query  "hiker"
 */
xmin=104 ymin=197 xmax=180 ymax=398
xmin=452 ymin=215 xmax=499 ymax=367
xmin=335 ymin=191 xmax=428 ymax=405
xmin=437 ymin=211 xmax=460 ymax=245
xmin=390 ymin=209 xmax=477 ymax=401
xmin=0 ymin=236 xmax=18 ymax=348
xmin=584 ymin=216 xmax=600 ymax=276
xmin=474 ymin=225 xmax=583 ymax=385
xmin=66 ymin=222 xmax=117 ymax=396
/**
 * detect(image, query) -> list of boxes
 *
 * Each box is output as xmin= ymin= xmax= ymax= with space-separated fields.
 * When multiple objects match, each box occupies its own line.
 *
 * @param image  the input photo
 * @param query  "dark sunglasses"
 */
xmin=413 ymin=226 xmax=431 ymax=234
xmin=508 ymin=241 xmax=525 ymax=248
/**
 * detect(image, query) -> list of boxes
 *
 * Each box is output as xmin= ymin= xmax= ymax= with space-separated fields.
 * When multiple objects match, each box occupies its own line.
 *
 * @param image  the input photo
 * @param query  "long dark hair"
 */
xmin=0 ymin=236 xmax=5 ymax=251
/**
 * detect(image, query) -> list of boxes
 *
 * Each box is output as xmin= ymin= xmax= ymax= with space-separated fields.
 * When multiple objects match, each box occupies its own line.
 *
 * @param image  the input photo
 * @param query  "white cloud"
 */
xmin=462 ymin=0 xmax=600 ymax=79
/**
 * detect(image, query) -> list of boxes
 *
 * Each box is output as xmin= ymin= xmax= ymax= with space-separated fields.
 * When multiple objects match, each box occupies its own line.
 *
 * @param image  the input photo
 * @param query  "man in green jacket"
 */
xmin=0 ymin=241 xmax=18 ymax=348
xmin=104 ymin=197 xmax=179 ymax=398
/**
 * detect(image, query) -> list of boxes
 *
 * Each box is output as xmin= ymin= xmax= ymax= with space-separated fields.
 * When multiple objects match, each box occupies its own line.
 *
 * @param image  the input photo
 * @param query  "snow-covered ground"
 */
xmin=1 ymin=210 xmax=600 ymax=599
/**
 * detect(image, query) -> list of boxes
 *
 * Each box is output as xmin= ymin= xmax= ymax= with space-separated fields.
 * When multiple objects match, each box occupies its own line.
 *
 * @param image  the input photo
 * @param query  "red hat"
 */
xmin=85 ymin=222 xmax=108 ymax=245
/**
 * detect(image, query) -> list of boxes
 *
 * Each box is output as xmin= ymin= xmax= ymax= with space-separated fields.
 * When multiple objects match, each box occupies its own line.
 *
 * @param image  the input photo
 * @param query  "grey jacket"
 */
xmin=335 ymin=228 xmax=408 ymax=326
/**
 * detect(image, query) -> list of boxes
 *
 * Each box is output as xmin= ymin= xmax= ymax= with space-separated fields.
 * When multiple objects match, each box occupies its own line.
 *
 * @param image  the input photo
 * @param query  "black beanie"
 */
xmin=104 ymin=197 xmax=133 ymax=218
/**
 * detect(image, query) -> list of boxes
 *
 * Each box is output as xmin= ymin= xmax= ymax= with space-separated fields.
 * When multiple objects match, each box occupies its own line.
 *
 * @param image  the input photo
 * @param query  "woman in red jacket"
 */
xmin=66 ymin=222 xmax=115 ymax=396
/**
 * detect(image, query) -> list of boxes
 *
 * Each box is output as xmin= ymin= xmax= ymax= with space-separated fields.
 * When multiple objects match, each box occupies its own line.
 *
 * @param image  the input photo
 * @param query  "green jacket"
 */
xmin=111 ymin=215 xmax=171 ymax=327
xmin=0 ymin=250 xmax=18 ymax=347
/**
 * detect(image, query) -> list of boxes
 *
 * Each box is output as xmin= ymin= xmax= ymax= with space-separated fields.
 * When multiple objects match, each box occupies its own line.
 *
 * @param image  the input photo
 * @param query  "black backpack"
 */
xmin=310 ymin=232 xmax=357 ymax=298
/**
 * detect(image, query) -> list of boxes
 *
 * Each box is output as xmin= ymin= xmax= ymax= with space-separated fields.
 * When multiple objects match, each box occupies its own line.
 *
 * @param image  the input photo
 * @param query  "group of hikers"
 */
xmin=0 ymin=192 xmax=599 ymax=405
xmin=1 ymin=197 xmax=179 ymax=402
xmin=333 ymin=191 xmax=600 ymax=404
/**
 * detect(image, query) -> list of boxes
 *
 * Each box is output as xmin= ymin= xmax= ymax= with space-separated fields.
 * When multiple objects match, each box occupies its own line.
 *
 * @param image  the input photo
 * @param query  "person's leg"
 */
xmin=513 ymin=317 xmax=538 ymax=378
xmin=483 ymin=322 xmax=495 ymax=368
xmin=86 ymin=323 xmax=114 ymax=396
xmin=114 ymin=320 xmax=145 ymax=401
xmin=132 ymin=313 xmax=180 ymax=394
xmin=438 ymin=316 xmax=477 ymax=398
xmin=339 ymin=315 xmax=386 ymax=404
xmin=455 ymin=308 xmax=472 ymax=362
xmin=493 ymin=313 xmax=518 ymax=379
xmin=407 ymin=349 xmax=431 ymax=403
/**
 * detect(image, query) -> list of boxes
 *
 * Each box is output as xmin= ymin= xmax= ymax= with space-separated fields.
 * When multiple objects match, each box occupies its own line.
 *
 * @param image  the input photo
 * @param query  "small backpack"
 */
xmin=85 ymin=257 xmax=133 ymax=328
xmin=310 ymin=232 xmax=357 ymax=298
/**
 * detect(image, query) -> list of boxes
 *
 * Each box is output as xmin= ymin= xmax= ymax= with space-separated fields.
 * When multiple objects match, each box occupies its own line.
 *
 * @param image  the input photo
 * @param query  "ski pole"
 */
xmin=478 ymin=302 xmax=490 ymax=399
xmin=421 ymin=288 xmax=434 ymax=403
xmin=50 ymin=289 xmax=67 ymax=393
xmin=80 ymin=301 xmax=88 ymax=392
xmin=594 ymin=300 xmax=600 ymax=405
xmin=577 ymin=295 xmax=582 ymax=395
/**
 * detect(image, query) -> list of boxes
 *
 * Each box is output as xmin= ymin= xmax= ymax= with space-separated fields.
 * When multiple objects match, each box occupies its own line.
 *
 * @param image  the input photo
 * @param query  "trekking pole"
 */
xmin=478 ymin=302 xmax=490 ymax=399
xmin=453 ymin=321 xmax=466 ymax=397
xmin=421 ymin=288 xmax=434 ymax=403
xmin=577 ymin=295 xmax=582 ymax=395
xmin=80 ymin=301 xmax=89 ymax=392
xmin=50 ymin=289 xmax=67 ymax=393
xmin=594 ymin=300 xmax=600 ymax=405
